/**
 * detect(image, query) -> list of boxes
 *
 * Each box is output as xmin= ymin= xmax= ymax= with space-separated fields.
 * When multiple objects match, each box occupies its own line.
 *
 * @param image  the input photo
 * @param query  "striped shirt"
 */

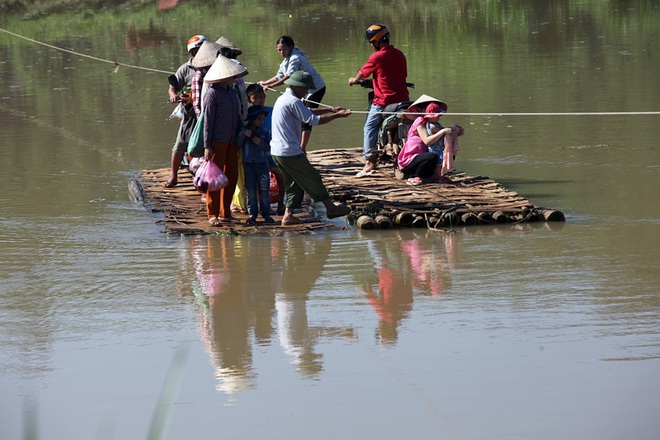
xmin=191 ymin=67 xmax=208 ymax=118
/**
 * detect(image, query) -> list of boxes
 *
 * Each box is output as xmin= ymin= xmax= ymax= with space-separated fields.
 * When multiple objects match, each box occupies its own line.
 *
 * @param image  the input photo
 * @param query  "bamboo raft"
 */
xmin=135 ymin=147 xmax=564 ymax=235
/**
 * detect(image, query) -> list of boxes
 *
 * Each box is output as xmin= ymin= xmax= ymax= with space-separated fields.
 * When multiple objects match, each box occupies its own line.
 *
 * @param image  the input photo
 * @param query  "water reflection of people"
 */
xmin=276 ymin=236 xmax=357 ymax=378
xmin=192 ymin=235 xmax=282 ymax=396
xmin=190 ymin=234 xmax=356 ymax=392
xmin=361 ymin=231 xmax=459 ymax=345
xmin=276 ymin=236 xmax=330 ymax=378
xmin=361 ymin=236 xmax=414 ymax=346
xmin=401 ymin=232 xmax=458 ymax=296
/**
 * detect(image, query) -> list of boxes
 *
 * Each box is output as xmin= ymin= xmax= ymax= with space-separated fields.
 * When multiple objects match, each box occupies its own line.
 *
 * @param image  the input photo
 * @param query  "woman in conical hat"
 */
xmin=205 ymin=55 xmax=250 ymax=214
xmin=190 ymin=40 xmax=228 ymax=119
xmin=404 ymin=94 xmax=447 ymax=120
xmin=202 ymin=54 xmax=249 ymax=225
xmin=397 ymin=101 xmax=462 ymax=185
xmin=204 ymin=54 xmax=248 ymax=83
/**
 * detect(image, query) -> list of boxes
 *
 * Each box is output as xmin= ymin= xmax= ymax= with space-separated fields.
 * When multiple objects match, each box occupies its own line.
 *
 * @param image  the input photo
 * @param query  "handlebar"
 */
xmin=358 ymin=79 xmax=415 ymax=89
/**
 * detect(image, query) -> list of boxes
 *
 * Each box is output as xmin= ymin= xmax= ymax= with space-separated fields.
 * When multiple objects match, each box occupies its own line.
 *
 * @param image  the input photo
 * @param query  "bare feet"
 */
xmin=281 ymin=215 xmax=304 ymax=226
xmin=164 ymin=178 xmax=177 ymax=188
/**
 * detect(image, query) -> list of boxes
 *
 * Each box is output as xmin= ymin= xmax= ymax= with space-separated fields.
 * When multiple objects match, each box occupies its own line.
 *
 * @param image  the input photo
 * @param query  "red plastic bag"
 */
xmin=193 ymin=159 xmax=229 ymax=192
xmin=269 ymin=172 xmax=279 ymax=204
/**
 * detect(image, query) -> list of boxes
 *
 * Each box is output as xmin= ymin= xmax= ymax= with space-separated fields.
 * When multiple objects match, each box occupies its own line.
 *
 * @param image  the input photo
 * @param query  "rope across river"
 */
xmin=2 ymin=27 xmax=659 ymax=117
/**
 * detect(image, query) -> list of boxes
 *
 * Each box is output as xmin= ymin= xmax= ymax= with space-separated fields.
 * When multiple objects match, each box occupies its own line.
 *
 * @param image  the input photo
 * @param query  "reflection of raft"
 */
xmin=135 ymin=147 xmax=564 ymax=235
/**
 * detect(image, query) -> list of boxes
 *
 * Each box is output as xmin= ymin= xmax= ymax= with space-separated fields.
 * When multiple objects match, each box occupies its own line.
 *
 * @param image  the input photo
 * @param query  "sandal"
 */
xmin=355 ymin=169 xmax=374 ymax=178
xmin=355 ymin=161 xmax=376 ymax=178
xmin=208 ymin=217 xmax=221 ymax=227
xmin=326 ymin=203 xmax=351 ymax=219
xmin=407 ymin=177 xmax=423 ymax=186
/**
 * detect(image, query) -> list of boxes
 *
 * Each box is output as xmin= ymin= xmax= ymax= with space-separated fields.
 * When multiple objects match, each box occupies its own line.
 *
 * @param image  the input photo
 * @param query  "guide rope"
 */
xmin=262 ymin=87 xmax=660 ymax=117
xmin=0 ymin=27 xmax=173 ymax=75
xmin=3 ymin=27 xmax=659 ymax=117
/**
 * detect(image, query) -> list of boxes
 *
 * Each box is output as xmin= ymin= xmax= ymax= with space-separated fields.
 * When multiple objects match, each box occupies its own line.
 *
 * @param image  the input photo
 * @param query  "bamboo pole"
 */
xmin=375 ymin=215 xmax=393 ymax=229
xmin=356 ymin=215 xmax=377 ymax=230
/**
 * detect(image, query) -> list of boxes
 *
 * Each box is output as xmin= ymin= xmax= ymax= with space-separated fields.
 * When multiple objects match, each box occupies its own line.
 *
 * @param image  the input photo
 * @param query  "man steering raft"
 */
xmin=348 ymin=24 xmax=409 ymax=177
xmin=270 ymin=71 xmax=352 ymax=225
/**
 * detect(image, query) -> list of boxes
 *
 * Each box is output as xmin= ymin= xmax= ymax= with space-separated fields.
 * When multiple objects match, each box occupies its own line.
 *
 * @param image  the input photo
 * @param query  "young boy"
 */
xmin=238 ymin=105 xmax=275 ymax=225
xmin=246 ymin=83 xmax=285 ymax=215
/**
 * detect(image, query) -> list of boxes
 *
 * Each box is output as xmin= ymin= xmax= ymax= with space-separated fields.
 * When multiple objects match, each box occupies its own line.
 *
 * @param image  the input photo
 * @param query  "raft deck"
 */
xmin=136 ymin=147 xmax=564 ymax=235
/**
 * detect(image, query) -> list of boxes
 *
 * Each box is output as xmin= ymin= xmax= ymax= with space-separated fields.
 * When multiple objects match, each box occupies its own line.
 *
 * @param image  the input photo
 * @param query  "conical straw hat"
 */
xmin=204 ymin=54 xmax=248 ymax=83
xmin=228 ymin=59 xmax=249 ymax=78
xmin=216 ymin=36 xmax=242 ymax=55
xmin=407 ymin=94 xmax=448 ymax=113
xmin=192 ymin=40 xmax=226 ymax=68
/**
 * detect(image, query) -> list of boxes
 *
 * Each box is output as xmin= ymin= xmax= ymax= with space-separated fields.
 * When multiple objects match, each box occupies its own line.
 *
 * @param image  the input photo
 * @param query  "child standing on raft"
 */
xmin=238 ymin=105 xmax=275 ymax=225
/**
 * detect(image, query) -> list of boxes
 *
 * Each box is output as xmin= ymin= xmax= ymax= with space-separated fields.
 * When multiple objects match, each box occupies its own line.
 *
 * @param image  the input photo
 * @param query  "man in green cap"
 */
xmin=270 ymin=71 xmax=352 ymax=225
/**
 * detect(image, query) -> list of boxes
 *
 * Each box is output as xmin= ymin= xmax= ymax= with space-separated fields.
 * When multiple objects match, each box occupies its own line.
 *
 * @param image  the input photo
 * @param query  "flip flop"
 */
xmin=355 ymin=169 xmax=374 ymax=178
xmin=208 ymin=217 xmax=221 ymax=226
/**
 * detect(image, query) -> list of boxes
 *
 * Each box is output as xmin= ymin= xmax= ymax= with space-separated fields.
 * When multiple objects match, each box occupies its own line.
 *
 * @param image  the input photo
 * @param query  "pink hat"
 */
xmin=422 ymin=102 xmax=445 ymax=120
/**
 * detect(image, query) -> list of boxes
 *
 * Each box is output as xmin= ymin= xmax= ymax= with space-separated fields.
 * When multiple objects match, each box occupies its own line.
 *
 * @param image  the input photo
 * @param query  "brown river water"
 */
xmin=1 ymin=1 xmax=659 ymax=439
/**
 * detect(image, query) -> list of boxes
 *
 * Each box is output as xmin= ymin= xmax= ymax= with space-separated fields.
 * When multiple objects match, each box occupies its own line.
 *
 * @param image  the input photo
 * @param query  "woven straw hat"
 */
xmin=216 ymin=36 xmax=242 ymax=55
xmin=204 ymin=54 xmax=248 ymax=84
xmin=407 ymin=94 xmax=448 ymax=114
xmin=192 ymin=40 xmax=226 ymax=68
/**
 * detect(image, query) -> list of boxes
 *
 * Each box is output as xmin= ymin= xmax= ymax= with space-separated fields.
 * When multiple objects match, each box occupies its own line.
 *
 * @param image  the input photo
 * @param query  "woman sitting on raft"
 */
xmin=396 ymin=100 xmax=463 ymax=186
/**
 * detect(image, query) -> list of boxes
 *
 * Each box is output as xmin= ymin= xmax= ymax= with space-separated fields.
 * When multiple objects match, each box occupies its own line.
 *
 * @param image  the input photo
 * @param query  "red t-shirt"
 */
xmin=359 ymin=45 xmax=409 ymax=107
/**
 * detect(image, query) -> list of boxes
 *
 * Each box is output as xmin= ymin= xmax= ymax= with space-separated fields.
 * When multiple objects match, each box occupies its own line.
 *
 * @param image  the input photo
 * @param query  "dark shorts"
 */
xmin=172 ymin=106 xmax=196 ymax=154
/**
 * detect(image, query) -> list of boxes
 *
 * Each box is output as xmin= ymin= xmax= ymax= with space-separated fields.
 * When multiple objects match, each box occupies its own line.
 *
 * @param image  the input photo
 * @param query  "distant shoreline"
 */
xmin=0 ymin=0 xmax=153 ymax=17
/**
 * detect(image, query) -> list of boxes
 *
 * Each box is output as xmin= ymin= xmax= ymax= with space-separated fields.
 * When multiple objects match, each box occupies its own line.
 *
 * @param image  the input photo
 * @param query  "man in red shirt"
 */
xmin=349 ymin=24 xmax=409 ymax=177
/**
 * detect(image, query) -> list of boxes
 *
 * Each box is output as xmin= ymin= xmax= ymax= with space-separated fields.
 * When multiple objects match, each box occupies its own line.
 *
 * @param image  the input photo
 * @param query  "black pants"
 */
xmin=401 ymin=152 xmax=438 ymax=179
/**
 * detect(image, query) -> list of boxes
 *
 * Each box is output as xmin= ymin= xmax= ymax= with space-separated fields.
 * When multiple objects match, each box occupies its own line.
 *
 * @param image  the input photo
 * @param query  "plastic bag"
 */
xmin=193 ymin=159 xmax=229 ymax=192
xmin=169 ymin=103 xmax=185 ymax=120
xmin=187 ymin=111 xmax=205 ymax=158
xmin=189 ymin=156 xmax=203 ymax=174
xmin=269 ymin=171 xmax=279 ymax=204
